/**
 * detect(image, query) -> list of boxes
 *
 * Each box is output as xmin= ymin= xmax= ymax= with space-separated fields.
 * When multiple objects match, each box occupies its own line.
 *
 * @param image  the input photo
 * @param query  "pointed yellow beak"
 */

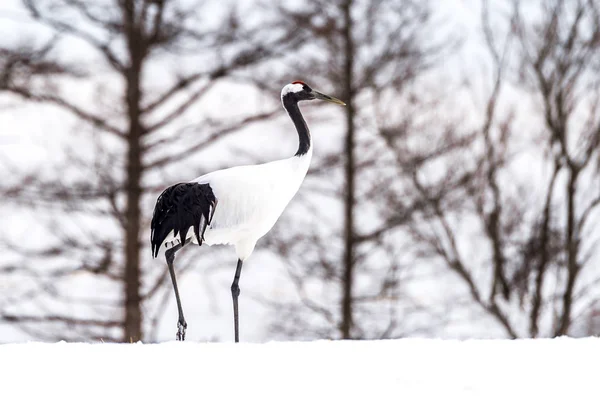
xmin=313 ymin=90 xmax=346 ymax=106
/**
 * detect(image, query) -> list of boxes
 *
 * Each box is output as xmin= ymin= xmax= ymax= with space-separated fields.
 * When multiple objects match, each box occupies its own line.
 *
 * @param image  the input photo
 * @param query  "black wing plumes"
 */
xmin=150 ymin=183 xmax=217 ymax=258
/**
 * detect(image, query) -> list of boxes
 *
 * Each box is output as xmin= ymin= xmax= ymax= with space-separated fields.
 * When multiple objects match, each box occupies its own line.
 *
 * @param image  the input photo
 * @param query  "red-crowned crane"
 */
xmin=150 ymin=81 xmax=345 ymax=342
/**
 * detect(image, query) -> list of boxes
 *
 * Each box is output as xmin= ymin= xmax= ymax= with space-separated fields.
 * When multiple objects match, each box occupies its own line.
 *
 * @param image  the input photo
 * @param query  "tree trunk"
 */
xmin=123 ymin=0 xmax=144 ymax=342
xmin=123 ymin=91 xmax=143 ymax=342
xmin=556 ymin=166 xmax=579 ymax=335
xmin=341 ymin=0 xmax=355 ymax=339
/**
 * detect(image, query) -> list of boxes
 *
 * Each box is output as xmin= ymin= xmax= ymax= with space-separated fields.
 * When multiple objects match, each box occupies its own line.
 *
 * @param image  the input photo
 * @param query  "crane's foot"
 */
xmin=176 ymin=320 xmax=187 ymax=341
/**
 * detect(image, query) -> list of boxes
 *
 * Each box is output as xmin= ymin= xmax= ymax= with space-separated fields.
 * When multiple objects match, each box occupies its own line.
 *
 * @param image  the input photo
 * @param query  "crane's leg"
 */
xmin=165 ymin=239 xmax=190 ymax=341
xmin=231 ymin=259 xmax=243 ymax=343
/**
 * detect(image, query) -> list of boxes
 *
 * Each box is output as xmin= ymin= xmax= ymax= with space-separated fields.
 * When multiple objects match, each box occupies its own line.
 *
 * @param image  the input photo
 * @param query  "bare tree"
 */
xmin=381 ymin=0 xmax=600 ymax=338
xmin=258 ymin=0 xmax=456 ymax=339
xmin=0 ymin=0 xmax=293 ymax=342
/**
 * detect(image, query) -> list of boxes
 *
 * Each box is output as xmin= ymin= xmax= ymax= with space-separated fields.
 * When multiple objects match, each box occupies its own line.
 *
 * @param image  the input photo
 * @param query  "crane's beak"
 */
xmin=312 ymin=90 xmax=346 ymax=106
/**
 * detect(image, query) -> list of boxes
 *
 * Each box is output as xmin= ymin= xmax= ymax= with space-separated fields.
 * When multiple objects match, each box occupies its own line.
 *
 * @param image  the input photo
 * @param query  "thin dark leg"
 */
xmin=165 ymin=239 xmax=190 ymax=341
xmin=231 ymin=259 xmax=243 ymax=343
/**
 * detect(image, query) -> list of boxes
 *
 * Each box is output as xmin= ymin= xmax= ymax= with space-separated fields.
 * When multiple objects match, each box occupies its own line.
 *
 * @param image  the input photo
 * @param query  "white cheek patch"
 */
xmin=281 ymin=83 xmax=304 ymax=97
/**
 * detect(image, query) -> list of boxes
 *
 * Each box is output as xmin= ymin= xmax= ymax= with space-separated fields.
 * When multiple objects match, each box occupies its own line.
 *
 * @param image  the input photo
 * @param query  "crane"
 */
xmin=150 ymin=81 xmax=345 ymax=342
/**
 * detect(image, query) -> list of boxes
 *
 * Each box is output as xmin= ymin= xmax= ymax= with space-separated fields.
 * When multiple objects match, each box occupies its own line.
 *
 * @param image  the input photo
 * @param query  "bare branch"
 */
xmin=5 ymin=86 xmax=125 ymax=138
xmin=145 ymin=110 xmax=279 ymax=169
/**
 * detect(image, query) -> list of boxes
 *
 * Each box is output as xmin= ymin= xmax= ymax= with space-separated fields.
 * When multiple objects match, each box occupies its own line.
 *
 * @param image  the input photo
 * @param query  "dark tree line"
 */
xmin=1 ymin=0 xmax=600 ymax=342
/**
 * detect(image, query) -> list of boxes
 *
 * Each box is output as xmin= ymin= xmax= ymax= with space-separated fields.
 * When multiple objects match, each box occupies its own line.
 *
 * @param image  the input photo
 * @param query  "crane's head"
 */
xmin=281 ymin=81 xmax=346 ymax=106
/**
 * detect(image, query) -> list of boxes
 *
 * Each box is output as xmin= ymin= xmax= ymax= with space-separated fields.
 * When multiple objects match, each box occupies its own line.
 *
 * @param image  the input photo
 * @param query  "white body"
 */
xmin=164 ymin=148 xmax=312 ymax=260
xmin=160 ymin=82 xmax=315 ymax=261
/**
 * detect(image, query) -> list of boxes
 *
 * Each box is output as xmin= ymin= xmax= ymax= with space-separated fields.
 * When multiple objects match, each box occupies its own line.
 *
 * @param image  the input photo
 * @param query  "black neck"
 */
xmin=283 ymin=95 xmax=311 ymax=156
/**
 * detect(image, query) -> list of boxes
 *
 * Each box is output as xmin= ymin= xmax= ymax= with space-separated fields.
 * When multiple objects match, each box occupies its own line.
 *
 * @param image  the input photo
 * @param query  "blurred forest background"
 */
xmin=1 ymin=0 xmax=600 ymax=343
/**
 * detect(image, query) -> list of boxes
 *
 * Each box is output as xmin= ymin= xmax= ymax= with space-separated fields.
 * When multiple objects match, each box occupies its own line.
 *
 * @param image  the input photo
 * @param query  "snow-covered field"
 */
xmin=1 ymin=338 xmax=598 ymax=398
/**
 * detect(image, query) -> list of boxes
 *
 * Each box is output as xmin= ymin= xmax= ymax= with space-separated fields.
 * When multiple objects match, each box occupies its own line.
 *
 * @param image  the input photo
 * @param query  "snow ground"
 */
xmin=1 ymin=338 xmax=598 ymax=398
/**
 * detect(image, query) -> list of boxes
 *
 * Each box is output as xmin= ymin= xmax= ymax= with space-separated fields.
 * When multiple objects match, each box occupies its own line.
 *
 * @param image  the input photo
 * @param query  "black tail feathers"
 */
xmin=150 ymin=183 xmax=217 ymax=258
